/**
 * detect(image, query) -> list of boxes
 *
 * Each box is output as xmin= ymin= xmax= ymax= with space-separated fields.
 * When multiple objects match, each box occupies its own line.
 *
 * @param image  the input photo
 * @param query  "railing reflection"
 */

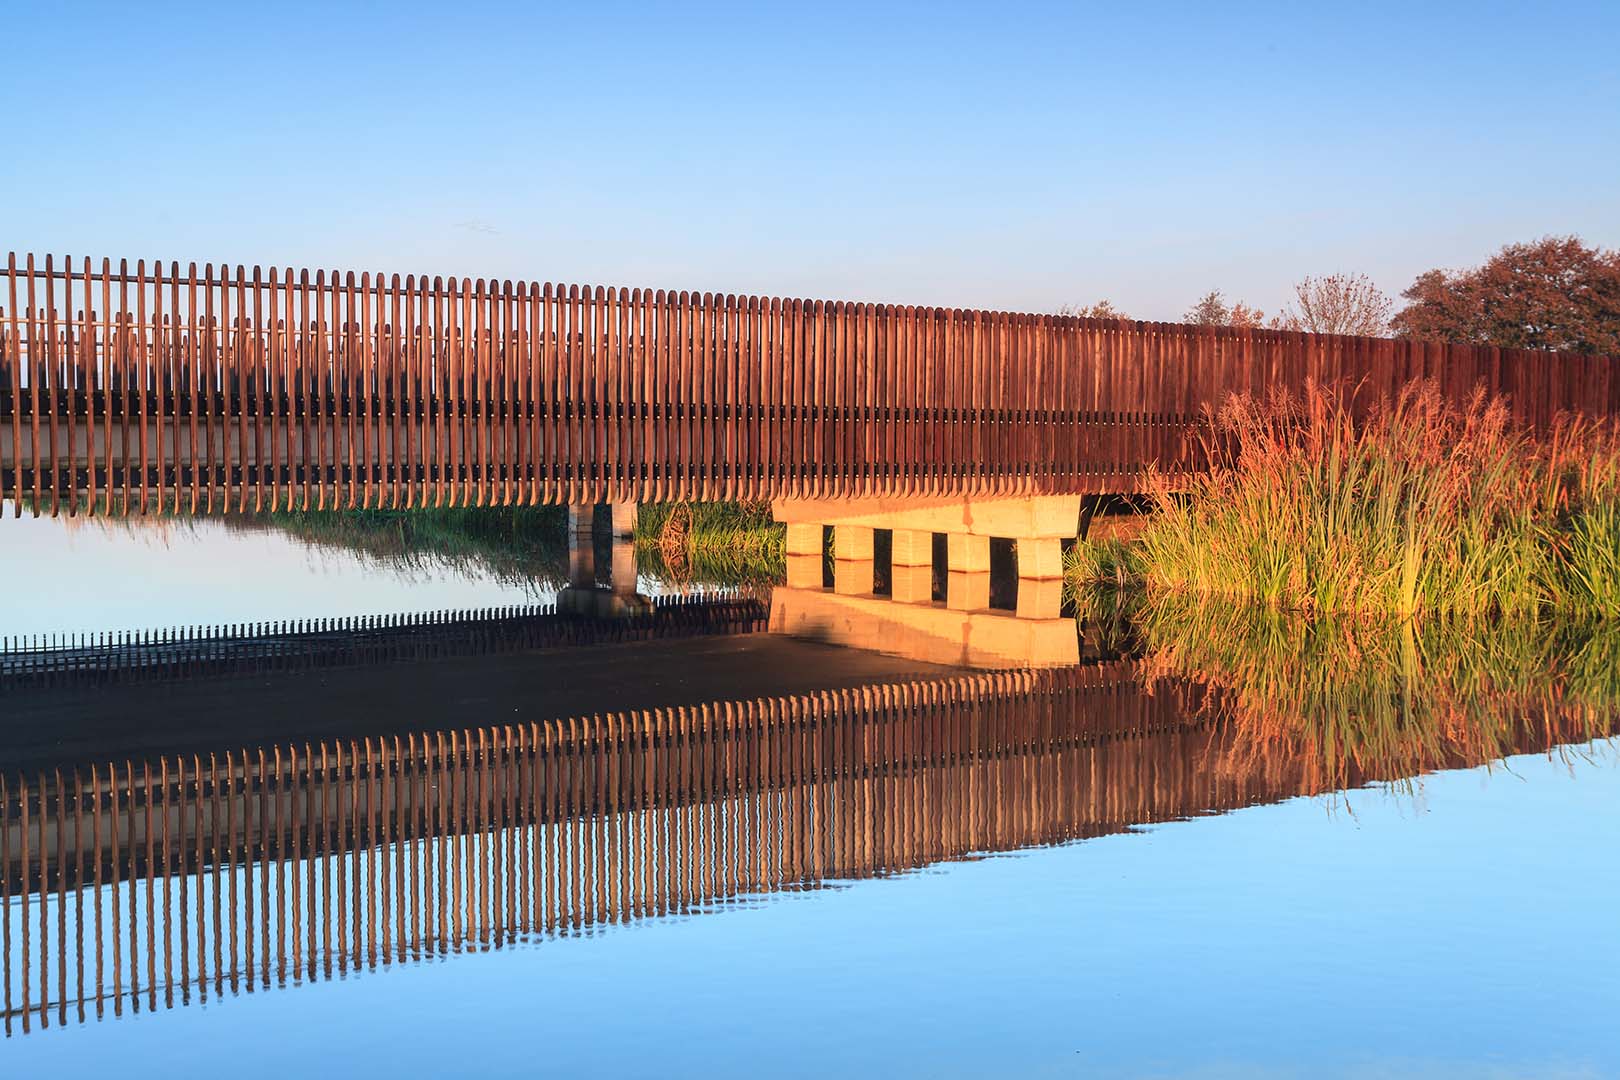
xmin=2 ymin=666 xmax=1222 ymax=1034
xmin=0 ymin=594 xmax=767 ymax=692
xmin=2 ymin=660 xmax=1605 ymax=1038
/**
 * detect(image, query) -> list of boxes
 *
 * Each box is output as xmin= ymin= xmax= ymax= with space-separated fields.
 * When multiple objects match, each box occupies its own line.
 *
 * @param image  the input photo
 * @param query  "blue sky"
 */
xmin=3 ymin=1 xmax=1616 ymax=322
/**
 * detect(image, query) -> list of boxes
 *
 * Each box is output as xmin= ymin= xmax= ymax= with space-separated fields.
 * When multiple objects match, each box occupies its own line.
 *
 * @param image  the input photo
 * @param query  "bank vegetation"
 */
xmin=1068 ymin=382 xmax=1620 ymax=619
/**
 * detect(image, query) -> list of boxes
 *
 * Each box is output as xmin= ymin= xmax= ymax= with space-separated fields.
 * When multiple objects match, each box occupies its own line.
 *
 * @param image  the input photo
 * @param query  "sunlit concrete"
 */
xmin=568 ymin=505 xmax=597 ymax=589
xmin=785 ymin=522 xmax=823 ymax=557
xmin=1015 ymin=577 xmax=1065 ymax=620
xmin=891 ymin=563 xmax=933 ymax=604
xmin=834 ymin=524 xmax=874 ymax=561
xmin=786 ymin=553 xmax=823 ymax=589
xmin=947 ymin=533 xmax=990 ymax=574
xmin=945 ymin=571 xmax=991 ymax=612
xmin=560 ymin=505 xmax=652 ymax=617
xmin=1016 ymin=537 xmax=1064 ymax=580
xmin=771 ymin=495 xmax=1083 ymax=539
xmin=890 ymin=528 xmax=932 ymax=567
xmin=769 ymin=586 xmax=1079 ymax=669
xmin=608 ymin=502 xmax=638 ymax=538
xmin=834 ymin=557 xmax=875 ymax=596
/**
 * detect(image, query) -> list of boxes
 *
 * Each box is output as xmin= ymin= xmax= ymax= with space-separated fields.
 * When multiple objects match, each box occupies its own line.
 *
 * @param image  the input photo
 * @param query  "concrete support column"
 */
xmin=608 ymin=502 xmax=638 ymax=538
xmin=785 ymin=522 xmax=823 ymax=557
xmin=1015 ymin=537 xmax=1064 ymax=580
xmin=1015 ymin=578 xmax=1064 ymax=620
xmin=834 ymin=558 xmax=875 ymax=596
xmin=567 ymin=504 xmax=596 ymax=589
xmin=833 ymin=525 xmax=876 ymax=595
xmin=891 ymin=564 xmax=933 ymax=604
xmin=834 ymin=524 xmax=874 ymax=562
xmin=890 ymin=528 xmax=933 ymax=568
xmin=946 ymin=533 xmax=990 ymax=575
xmin=610 ymin=537 xmax=638 ymax=596
xmin=946 ymin=572 xmax=991 ymax=612
xmin=770 ymin=495 xmax=1083 ymax=540
xmin=786 ymin=554 xmax=823 ymax=589
xmin=562 ymin=523 xmax=652 ymax=618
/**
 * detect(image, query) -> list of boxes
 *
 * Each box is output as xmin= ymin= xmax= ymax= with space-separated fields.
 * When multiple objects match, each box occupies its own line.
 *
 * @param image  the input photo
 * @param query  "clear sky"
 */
xmin=3 ymin=1 xmax=1616 ymax=322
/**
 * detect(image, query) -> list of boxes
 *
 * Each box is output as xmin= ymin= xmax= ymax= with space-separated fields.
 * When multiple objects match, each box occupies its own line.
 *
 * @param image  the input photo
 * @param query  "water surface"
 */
xmin=1 ymin=510 xmax=1614 ymax=1078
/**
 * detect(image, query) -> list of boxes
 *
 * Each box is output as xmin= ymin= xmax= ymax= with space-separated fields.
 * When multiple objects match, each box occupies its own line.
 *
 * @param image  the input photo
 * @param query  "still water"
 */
xmin=1 ymin=508 xmax=1615 ymax=1078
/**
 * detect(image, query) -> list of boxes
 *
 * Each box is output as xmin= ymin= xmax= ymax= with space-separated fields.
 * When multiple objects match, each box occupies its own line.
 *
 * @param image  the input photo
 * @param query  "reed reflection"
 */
xmin=1097 ymin=590 xmax=1620 ymax=791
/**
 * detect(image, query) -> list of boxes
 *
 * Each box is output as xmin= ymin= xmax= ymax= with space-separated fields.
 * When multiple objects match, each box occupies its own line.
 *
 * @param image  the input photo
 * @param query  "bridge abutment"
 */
xmin=768 ymin=495 xmax=1080 ymax=665
xmin=772 ymin=494 xmax=1076 ymax=590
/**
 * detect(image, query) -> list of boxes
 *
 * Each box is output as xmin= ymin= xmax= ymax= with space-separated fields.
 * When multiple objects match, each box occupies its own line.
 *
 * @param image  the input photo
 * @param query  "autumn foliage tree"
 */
xmin=1060 ymin=299 xmax=1130 ymax=321
xmin=1391 ymin=236 xmax=1620 ymax=355
xmin=1274 ymin=273 xmax=1393 ymax=336
xmin=1226 ymin=301 xmax=1267 ymax=329
xmin=1184 ymin=291 xmax=1266 ymax=328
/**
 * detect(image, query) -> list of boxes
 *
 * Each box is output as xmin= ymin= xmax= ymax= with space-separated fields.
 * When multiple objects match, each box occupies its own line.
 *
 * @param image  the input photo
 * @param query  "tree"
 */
xmin=1060 ymin=300 xmax=1130 ymax=321
xmin=1227 ymin=301 xmax=1267 ymax=329
xmin=1184 ymin=290 xmax=1266 ymax=328
xmin=1391 ymin=236 xmax=1620 ymax=355
xmin=1274 ymin=273 xmax=1393 ymax=337
xmin=1184 ymin=290 xmax=1229 ymax=325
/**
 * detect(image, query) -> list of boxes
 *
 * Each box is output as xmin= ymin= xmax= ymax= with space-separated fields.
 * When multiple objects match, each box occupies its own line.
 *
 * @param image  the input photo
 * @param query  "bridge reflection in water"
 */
xmin=4 ymin=648 xmax=1601 ymax=1039
xmin=3 ymin=507 xmax=1611 ymax=1041
xmin=3 ymin=665 xmax=1228 ymax=1035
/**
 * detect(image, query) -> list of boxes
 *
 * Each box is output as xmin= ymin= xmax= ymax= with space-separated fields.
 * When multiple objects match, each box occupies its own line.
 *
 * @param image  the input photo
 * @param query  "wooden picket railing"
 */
xmin=2 ymin=253 xmax=1615 ymax=516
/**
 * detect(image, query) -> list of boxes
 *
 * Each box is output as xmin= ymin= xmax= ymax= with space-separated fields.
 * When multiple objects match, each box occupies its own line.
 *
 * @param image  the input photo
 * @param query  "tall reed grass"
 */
xmin=1094 ymin=382 xmax=1620 ymax=618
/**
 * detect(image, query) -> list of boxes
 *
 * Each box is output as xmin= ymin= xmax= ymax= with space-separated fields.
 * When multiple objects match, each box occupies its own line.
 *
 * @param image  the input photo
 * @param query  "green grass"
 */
xmin=633 ymin=501 xmax=785 ymax=587
xmin=1062 ymin=534 xmax=1140 ymax=588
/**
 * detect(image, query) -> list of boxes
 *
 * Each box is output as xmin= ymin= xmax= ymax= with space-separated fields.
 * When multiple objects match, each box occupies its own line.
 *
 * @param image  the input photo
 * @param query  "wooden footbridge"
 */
xmin=3 ymin=253 xmax=1615 ymax=517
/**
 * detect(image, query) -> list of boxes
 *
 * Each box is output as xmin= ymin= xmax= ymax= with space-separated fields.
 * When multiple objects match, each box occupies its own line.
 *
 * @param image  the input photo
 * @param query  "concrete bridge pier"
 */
xmin=773 ymin=495 xmax=1075 ymax=615
xmin=558 ymin=504 xmax=651 ymax=618
xmin=890 ymin=529 xmax=933 ymax=604
xmin=833 ymin=524 xmax=875 ymax=596
xmin=767 ymin=496 xmax=1080 ymax=667
xmin=784 ymin=522 xmax=824 ymax=589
